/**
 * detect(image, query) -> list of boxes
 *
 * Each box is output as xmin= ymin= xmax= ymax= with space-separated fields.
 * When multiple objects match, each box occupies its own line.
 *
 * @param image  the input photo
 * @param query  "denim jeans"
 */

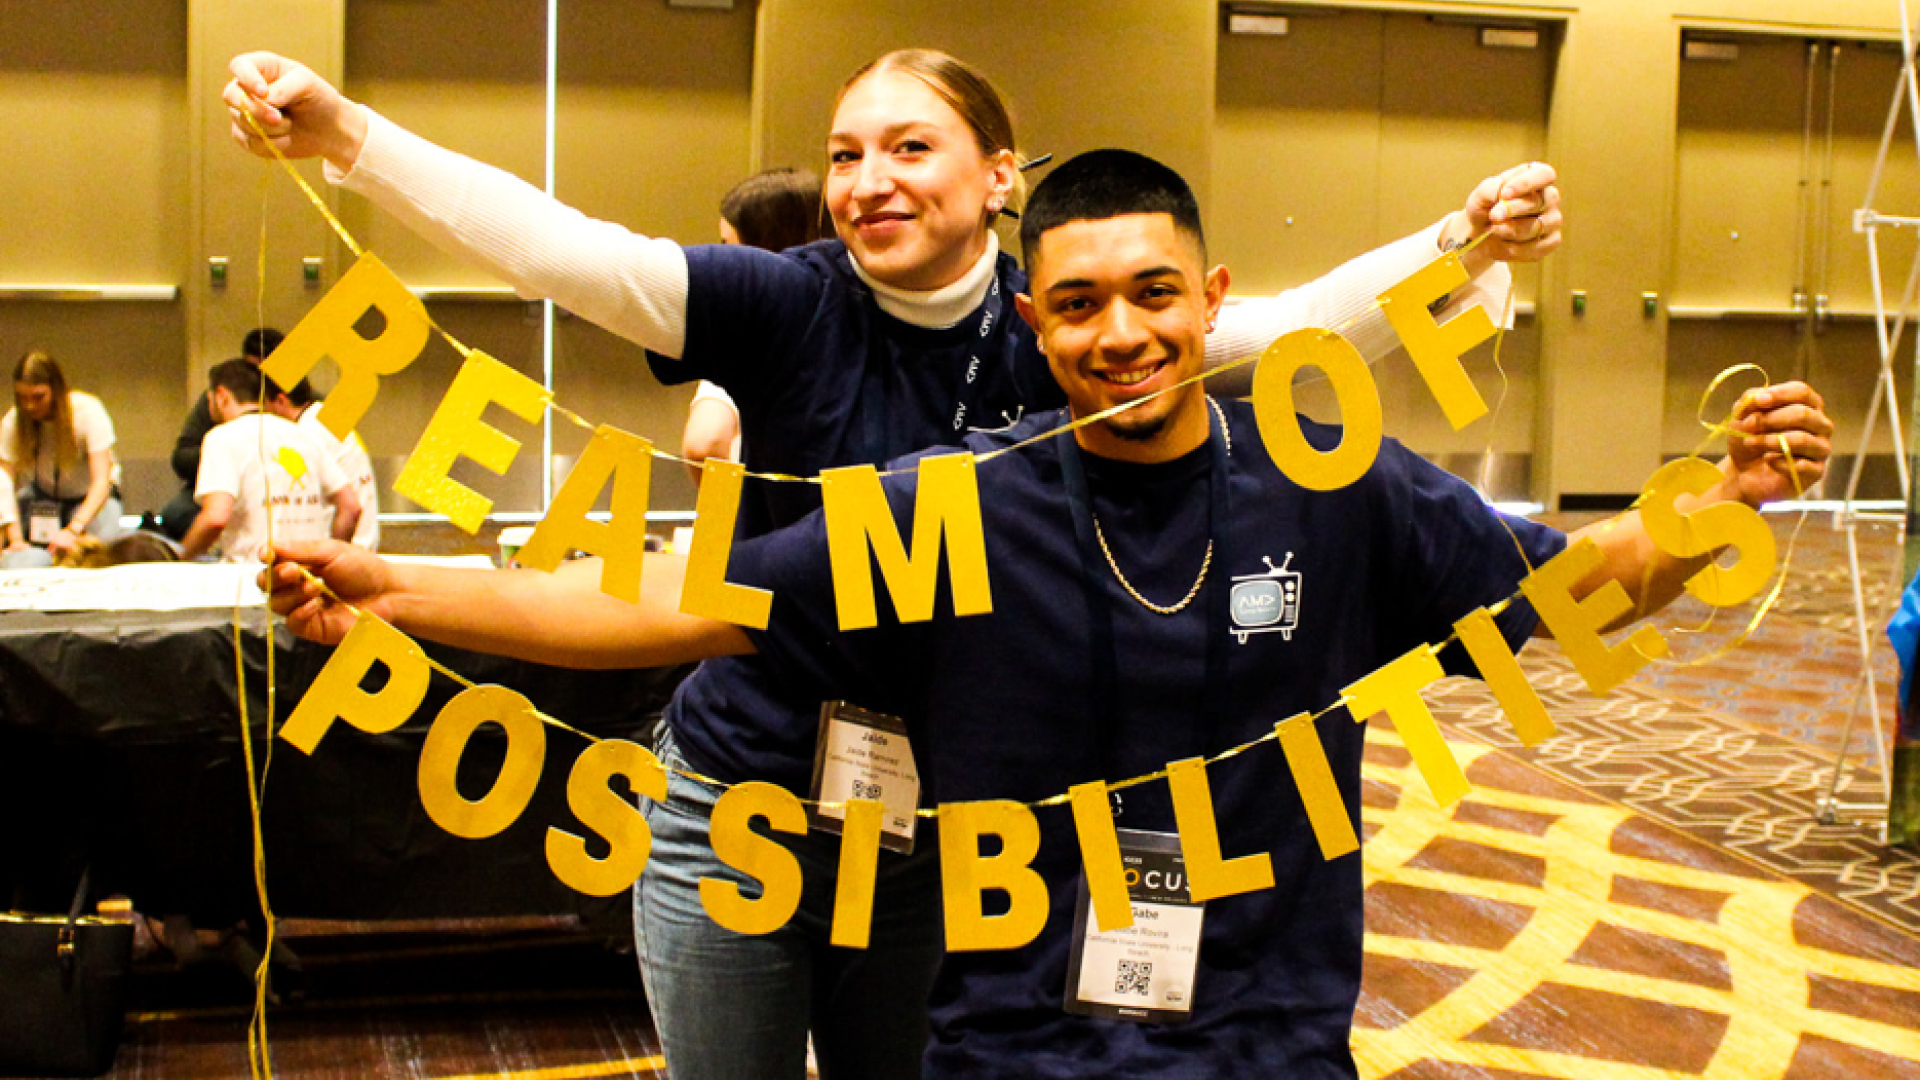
xmin=636 ymin=724 xmax=944 ymax=1080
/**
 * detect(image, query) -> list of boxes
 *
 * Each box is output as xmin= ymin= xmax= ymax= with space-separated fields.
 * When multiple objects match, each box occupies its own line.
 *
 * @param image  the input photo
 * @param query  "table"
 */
xmin=0 ymin=600 xmax=688 ymax=936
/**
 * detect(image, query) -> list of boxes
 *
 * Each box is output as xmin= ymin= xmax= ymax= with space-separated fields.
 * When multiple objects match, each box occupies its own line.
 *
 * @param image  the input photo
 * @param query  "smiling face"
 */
xmin=15 ymin=382 xmax=54 ymax=422
xmin=1016 ymin=213 xmax=1229 ymax=464
xmin=825 ymin=68 xmax=1014 ymax=292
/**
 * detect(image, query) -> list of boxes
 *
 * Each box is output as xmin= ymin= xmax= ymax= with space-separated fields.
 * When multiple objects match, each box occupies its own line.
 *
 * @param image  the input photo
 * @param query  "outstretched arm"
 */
xmin=1545 ymin=381 xmax=1832 ymax=633
xmin=1206 ymin=162 xmax=1561 ymax=393
xmin=264 ymin=540 xmax=754 ymax=669
xmin=225 ymin=52 xmax=692 ymax=357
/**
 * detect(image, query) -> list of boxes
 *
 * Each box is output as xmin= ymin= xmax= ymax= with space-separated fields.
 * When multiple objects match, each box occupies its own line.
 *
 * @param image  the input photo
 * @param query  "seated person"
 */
xmin=284 ymin=379 xmax=380 ymax=551
xmin=181 ymin=359 xmax=359 ymax=561
xmin=159 ymin=327 xmax=285 ymax=541
xmin=1 ymin=351 xmax=123 ymax=569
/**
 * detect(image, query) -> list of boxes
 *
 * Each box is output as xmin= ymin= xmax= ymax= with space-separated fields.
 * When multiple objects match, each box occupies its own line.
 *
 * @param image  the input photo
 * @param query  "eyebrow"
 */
xmin=1043 ymin=265 xmax=1182 ymax=295
xmin=827 ymin=120 xmax=939 ymax=145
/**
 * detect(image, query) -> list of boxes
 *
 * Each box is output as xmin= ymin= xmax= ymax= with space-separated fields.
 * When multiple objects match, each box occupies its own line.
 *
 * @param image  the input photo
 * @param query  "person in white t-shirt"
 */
xmin=1 ymin=351 xmax=124 ymax=569
xmin=284 ymin=380 xmax=380 ymax=551
xmin=182 ymin=359 xmax=359 ymax=562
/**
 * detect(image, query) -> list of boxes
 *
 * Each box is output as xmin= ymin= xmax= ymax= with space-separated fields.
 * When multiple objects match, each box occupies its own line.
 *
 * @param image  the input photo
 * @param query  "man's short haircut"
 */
xmin=209 ymin=358 xmax=285 ymax=406
xmin=285 ymin=376 xmax=317 ymax=408
xmin=1019 ymin=149 xmax=1205 ymax=269
xmin=242 ymin=326 xmax=284 ymax=361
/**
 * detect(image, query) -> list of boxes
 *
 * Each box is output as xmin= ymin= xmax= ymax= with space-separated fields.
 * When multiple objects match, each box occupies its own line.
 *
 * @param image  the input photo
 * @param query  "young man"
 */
xmin=266 ymin=151 xmax=1830 ymax=1076
xmin=182 ymin=359 xmax=359 ymax=562
xmin=284 ymin=380 xmax=381 ymax=552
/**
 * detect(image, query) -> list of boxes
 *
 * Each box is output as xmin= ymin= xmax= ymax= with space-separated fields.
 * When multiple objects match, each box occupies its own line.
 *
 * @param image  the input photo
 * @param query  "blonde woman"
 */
xmin=1 ymin=352 xmax=122 ymax=569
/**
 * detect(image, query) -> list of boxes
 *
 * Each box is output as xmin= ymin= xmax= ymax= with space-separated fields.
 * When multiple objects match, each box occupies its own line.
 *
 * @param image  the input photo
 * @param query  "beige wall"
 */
xmin=4 ymin=0 xmax=1912 ymax=525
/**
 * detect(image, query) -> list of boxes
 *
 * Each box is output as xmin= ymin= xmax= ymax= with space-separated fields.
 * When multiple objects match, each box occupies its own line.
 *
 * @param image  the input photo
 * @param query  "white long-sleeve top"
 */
xmin=333 ymin=108 xmax=1511 ymax=400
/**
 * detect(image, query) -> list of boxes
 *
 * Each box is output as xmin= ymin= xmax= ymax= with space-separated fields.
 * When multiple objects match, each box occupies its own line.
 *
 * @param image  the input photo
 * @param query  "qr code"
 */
xmin=1114 ymin=959 xmax=1153 ymax=997
xmin=852 ymin=779 xmax=884 ymax=800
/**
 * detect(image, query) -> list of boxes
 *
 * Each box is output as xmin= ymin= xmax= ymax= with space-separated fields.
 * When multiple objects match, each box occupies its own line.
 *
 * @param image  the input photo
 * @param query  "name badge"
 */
xmin=1064 ymin=829 xmax=1203 ymax=1024
xmin=808 ymin=701 xmax=921 ymax=854
xmin=26 ymin=500 xmax=63 ymax=545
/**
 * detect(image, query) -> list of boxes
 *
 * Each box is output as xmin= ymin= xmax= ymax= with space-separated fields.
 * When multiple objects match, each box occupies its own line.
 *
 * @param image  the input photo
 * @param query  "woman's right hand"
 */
xmin=224 ymin=52 xmax=369 ymax=170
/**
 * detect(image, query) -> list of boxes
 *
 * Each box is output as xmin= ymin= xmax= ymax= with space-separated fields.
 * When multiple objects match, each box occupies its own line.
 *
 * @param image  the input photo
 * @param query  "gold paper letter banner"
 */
xmin=939 ymin=801 xmax=1048 ymax=952
xmin=545 ymin=739 xmax=665 ymax=897
xmin=1273 ymin=714 xmax=1359 ymax=861
xmin=822 ymin=453 xmax=992 ymax=632
xmin=281 ymin=610 xmax=431 ymax=754
xmin=393 ymin=351 xmax=550 ymax=534
xmin=681 ymin=459 xmax=774 ymax=630
xmin=1167 ymin=757 xmax=1275 ymax=901
xmin=830 ymin=799 xmax=886 ymax=948
xmin=1374 ymin=254 xmax=1494 ymax=430
xmin=264 ymin=252 xmax=433 ymax=441
xmin=417 ymin=685 xmax=547 ymax=839
xmin=702 ymin=782 xmax=807 ymax=936
xmin=1520 ymin=538 xmax=1670 ymax=695
xmin=1452 ymin=607 xmax=1556 ymax=746
xmin=1639 ymin=457 xmax=1777 ymax=607
xmin=1342 ymin=646 xmax=1470 ymax=808
xmin=1252 ymin=329 xmax=1384 ymax=491
xmin=1069 ymin=780 xmax=1133 ymax=933
xmin=519 ymin=425 xmax=654 ymax=602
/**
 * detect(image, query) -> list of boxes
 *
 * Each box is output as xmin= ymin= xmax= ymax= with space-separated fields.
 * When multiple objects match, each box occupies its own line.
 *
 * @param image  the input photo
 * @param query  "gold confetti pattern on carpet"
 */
xmin=1355 ymin=731 xmax=1920 ymax=1079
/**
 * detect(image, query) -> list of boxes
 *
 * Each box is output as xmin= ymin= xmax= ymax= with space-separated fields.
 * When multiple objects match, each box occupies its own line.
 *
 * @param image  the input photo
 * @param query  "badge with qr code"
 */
xmin=1063 ymin=829 xmax=1204 ymax=1023
xmin=808 ymin=701 xmax=921 ymax=854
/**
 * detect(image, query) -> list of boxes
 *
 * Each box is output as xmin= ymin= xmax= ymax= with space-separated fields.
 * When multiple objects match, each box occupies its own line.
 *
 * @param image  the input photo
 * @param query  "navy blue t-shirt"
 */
xmin=647 ymin=239 xmax=1064 ymax=788
xmin=730 ymin=400 xmax=1568 ymax=1078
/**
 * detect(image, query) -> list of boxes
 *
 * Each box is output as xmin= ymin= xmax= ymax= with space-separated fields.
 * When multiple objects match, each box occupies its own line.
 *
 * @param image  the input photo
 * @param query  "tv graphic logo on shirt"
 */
xmin=1229 ymin=553 xmax=1300 ymax=643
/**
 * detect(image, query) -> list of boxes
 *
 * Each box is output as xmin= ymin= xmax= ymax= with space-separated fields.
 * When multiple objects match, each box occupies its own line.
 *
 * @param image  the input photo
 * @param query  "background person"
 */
xmin=284 ymin=377 xmax=381 ymax=551
xmin=0 ymin=351 xmax=122 ymax=569
xmin=159 ymin=327 xmax=290 ymax=541
xmin=682 ymin=167 xmax=832 ymax=486
xmin=227 ymin=45 xmax=1561 ymax=1080
xmin=180 ymin=359 xmax=358 ymax=562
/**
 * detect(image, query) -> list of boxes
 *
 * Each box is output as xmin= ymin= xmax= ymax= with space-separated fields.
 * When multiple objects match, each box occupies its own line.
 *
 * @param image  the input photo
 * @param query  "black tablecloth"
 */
xmin=0 ymin=606 xmax=689 ymax=935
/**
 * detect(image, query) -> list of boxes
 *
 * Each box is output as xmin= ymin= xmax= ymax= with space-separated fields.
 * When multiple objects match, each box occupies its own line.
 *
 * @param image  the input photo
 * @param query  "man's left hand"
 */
xmin=1724 ymin=381 xmax=1833 ymax=506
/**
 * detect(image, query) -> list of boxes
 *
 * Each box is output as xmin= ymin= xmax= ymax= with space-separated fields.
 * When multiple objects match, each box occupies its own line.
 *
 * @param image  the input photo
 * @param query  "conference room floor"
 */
xmin=70 ymin=510 xmax=1920 ymax=1079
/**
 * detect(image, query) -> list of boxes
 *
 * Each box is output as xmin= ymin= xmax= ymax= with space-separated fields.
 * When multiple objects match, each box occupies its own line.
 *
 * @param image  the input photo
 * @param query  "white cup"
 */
xmin=497 ymin=525 xmax=535 ymax=568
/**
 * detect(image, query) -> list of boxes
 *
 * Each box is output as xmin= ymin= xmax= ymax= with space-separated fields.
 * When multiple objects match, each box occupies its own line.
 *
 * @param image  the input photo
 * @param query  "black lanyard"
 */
xmin=1057 ymin=400 xmax=1234 ymax=793
xmin=858 ymin=274 xmax=1005 ymax=465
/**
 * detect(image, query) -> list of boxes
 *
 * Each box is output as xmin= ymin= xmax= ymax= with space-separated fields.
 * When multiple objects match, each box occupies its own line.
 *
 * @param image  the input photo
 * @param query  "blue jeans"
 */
xmin=636 ymin=725 xmax=943 ymax=1080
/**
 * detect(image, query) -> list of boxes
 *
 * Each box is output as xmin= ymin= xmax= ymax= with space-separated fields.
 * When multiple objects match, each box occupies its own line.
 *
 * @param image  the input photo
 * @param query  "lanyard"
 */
xmin=858 ymin=274 xmax=1006 ymax=465
xmin=1057 ymin=400 xmax=1234 ymax=790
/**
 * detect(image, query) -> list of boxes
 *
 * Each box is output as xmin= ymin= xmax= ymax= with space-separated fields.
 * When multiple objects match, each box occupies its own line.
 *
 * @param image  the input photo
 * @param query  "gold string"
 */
xmin=232 ymin=609 xmax=275 ymax=1080
xmin=235 ymin=155 xmax=280 ymax=1080
xmin=243 ymin=135 xmax=1806 ymax=822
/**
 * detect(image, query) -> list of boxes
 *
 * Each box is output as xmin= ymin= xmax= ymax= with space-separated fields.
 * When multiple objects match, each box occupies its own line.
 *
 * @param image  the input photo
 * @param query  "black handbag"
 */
xmin=0 ymin=869 xmax=135 ymax=1077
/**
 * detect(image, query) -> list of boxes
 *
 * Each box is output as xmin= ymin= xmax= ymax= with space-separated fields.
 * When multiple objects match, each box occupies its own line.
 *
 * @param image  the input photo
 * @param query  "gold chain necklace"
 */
xmin=1088 ymin=398 xmax=1228 ymax=616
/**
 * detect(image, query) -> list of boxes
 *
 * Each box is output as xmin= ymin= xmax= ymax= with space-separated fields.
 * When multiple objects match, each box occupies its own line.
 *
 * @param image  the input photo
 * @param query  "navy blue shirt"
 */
xmin=731 ymin=401 xmax=1568 ymax=1078
xmin=648 ymin=239 xmax=1063 ymax=788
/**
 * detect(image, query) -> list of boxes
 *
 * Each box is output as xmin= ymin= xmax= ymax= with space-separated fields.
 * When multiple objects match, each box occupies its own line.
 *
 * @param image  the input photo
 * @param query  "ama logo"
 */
xmin=1229 ymin=553 xmax=1301 ymax=644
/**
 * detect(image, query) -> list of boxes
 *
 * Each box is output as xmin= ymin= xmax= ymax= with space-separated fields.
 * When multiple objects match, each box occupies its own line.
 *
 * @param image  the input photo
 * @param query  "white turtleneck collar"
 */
xmin=849 ymin=232 xmax=1001 ymax=329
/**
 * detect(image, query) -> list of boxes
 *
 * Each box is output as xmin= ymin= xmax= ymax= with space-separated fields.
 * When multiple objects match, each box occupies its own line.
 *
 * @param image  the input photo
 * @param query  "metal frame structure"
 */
xmin=1823 ymin=0 xmax=1920 ymax=842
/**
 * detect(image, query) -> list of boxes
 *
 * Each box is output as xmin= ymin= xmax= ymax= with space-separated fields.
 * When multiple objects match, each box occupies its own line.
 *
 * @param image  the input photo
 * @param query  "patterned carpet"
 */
xmin=1354 ymin=507 xmax=1920 ymax=1077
